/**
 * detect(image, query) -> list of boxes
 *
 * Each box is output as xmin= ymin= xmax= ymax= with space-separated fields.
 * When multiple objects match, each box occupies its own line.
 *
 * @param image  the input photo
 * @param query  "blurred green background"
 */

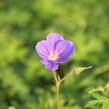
xmin=0 ymin=0 xmax=109 ymax=109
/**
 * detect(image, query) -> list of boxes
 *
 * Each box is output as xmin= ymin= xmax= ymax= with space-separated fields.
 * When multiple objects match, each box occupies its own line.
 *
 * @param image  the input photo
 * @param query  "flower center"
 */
xmin=49 ymin=52 xmax=58 ymax=61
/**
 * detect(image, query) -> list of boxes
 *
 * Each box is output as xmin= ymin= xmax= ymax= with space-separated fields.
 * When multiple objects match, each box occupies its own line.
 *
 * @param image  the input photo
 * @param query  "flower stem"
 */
xmin=53 ymin=70 xmax=58 ymax=85
xmin=53 ymin=71 xmax=60 ymax=109
xmin=56 ymin=85 xmax=59 ymax=109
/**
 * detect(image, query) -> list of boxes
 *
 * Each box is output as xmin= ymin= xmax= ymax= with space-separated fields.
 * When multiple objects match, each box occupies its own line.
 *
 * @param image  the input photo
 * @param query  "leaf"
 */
xmin=102 ymin=103 xmax=109 ymax=109
xmin=85 ymin=100 xmax=99 ymax=107
xmin=92 ymin=93 xmax=109 ymax=103
xmin=88 ymin=86 xmax=104 ymax=93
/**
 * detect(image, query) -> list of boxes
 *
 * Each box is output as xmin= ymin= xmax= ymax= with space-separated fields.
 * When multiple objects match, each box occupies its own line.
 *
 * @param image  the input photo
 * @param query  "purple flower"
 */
xmin=35 ymin=33 xmax=75 ymax=70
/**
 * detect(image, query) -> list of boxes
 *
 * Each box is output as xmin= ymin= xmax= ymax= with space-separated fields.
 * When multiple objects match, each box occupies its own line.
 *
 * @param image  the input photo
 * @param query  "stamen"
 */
xmin=49 ymin=52 xmax=58 ymax=61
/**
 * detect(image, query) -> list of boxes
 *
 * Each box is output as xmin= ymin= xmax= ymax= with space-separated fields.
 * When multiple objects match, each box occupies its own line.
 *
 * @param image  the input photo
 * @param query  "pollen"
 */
xmin=49 ymin=52 xmax=58 ymax=61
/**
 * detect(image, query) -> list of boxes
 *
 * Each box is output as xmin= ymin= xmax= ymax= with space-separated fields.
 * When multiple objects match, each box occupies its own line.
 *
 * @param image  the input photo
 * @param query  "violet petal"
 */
xmin=40 ymin=60 xmax=59 ymax=70
xmin=35 ymin=40 xmax=51 ymax=60
xmin=55 ymin=40 xmax=75 ymax=62
xmin=47 ymin=33 xmax=64 ymax=51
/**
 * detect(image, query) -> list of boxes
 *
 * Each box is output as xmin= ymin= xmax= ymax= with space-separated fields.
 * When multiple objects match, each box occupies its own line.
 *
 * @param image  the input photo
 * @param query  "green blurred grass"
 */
xmin=0 ymin=0 xmax=109 ymax=109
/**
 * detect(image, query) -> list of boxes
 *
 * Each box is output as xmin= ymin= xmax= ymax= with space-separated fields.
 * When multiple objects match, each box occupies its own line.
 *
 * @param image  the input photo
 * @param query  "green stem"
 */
xmin=60 ymin=70 xmax=75 ymax=83
xmin=56 ymin=85 xmax=59 ymax=109
xmin=53 ymin=71 xmax=60 ymax=109
xmin=53 ymin=70 xmax=58 ymax=85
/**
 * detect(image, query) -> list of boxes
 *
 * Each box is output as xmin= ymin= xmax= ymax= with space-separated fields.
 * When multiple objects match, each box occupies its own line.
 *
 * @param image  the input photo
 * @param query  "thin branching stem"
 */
xmin=52 ymin=66 xmax=92 ymax=109
xmin=60 ymin=70 xmax=75 ymax=83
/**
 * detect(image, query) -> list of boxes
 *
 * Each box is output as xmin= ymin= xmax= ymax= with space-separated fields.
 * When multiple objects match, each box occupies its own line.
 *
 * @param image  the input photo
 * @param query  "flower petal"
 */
xmin=47 ymin=33 xmax=64 ymax=51
xmin=55 ymin=40 xmax=75 ymax=62
xmin=40 ymin=60 xmax=59 ymax=70
xmin=35 ymin=40 xmax=51 ymax=59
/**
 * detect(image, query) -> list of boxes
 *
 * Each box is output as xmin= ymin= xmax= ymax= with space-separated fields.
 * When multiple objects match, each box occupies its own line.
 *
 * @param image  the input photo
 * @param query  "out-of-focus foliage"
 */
xmin=0 ymin=0 xmax=109 ymax=109
xmin=86 ymin=84 xmax=109 ymax=109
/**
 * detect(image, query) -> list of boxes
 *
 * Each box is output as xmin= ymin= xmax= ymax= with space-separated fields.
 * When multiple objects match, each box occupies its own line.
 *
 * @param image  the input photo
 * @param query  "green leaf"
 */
xmin=102 ymin=103 xmax=109 ymax=109
xmin=92 ymin=93 xmax=109 ymax=103
xmin=86 ymin=100 xmax=99 ymax=107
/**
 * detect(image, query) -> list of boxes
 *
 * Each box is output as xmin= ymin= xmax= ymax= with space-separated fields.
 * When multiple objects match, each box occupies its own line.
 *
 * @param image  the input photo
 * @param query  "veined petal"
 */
xmin=40 ymin=60 xmax=59 ymax=70
xmin=35 ymin=40 xmax=51 ymax=59
xmin=55 ymin=40 xmax=75 ymax=62
xmin=47 ymin=33 xmax=64 ymax=51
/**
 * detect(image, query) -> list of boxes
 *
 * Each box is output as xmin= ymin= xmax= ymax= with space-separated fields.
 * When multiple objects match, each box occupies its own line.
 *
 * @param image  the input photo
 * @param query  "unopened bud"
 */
xmin=74 ymin=66 xmax=92 ymax=75
xmin=8 ymin=106 xmax=16 ymax=109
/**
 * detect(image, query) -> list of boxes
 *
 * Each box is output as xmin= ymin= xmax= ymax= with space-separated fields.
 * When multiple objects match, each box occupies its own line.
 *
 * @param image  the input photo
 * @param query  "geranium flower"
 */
xmin=35 ymin=33 xmax=75 ymax=70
